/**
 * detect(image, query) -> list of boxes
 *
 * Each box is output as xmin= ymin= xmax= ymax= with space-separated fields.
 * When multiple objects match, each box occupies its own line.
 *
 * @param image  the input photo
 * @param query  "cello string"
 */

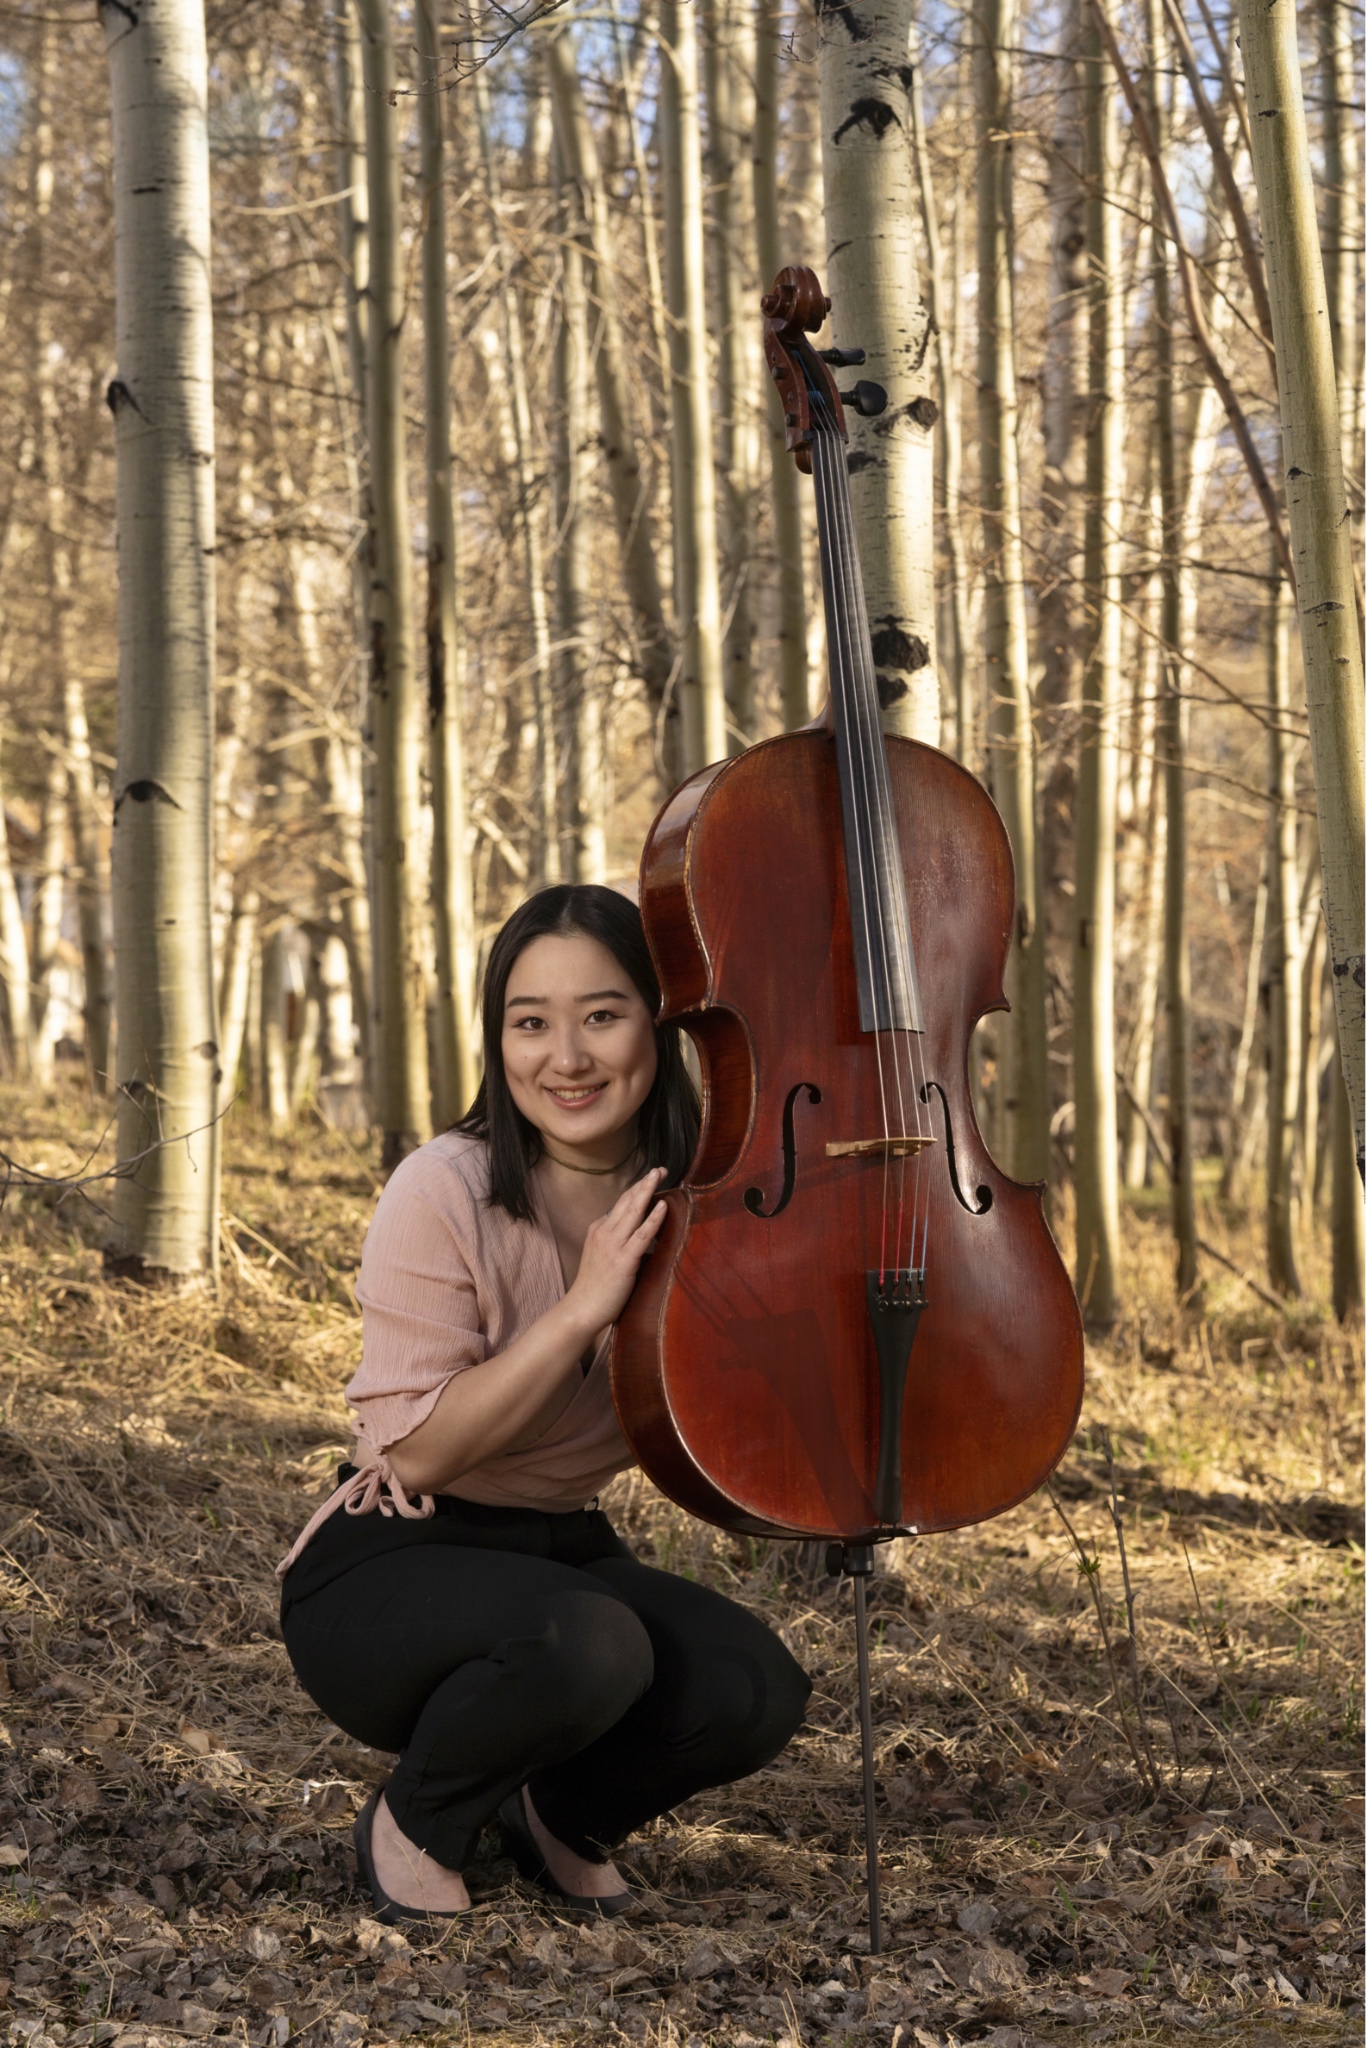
xmin=810 ymin=401 xmax=904 ymax=1265
xmin=807 ymin=399 xmax=897 ymax=1274
xmin=815 ymin=384 xmax=933 ymax=1278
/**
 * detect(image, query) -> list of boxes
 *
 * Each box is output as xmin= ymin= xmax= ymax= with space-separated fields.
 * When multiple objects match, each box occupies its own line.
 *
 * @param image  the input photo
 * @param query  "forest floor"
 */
xmin=0 ymin=1077 xmax=1361 ymax=2048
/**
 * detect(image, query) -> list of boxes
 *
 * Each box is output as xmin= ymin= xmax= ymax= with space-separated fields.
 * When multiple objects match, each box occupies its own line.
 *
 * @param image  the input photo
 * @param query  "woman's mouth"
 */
xmin=546 ymin=1083 xmax=608 ymax=1110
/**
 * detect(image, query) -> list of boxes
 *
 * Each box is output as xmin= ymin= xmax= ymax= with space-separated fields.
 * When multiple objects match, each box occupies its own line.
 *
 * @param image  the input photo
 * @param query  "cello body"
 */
xmin=611 ymin=727 xmax=1084 ymax=1542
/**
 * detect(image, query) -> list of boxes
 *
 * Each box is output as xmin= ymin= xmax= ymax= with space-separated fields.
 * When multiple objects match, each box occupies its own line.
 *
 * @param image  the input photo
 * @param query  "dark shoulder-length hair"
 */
xmin=455 ymin=884 xmax=700 ymax=1221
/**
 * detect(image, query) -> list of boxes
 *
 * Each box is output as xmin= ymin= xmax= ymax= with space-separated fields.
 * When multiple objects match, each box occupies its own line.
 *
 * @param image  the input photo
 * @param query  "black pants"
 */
xmin=280 ymin=1484 xmax=810 ymax=1871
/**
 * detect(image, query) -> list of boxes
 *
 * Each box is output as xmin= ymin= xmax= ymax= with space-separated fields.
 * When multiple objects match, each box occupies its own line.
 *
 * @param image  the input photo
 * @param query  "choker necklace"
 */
xmin=541 ymin=1145 xmax=640 ymax=1177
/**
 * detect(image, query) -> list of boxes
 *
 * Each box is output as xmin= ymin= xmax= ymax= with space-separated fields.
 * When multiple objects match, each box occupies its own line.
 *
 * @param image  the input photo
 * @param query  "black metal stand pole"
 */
xmin=852 ymin=1572 xmax=881 ymax=1954
xmin=835 ymin=1541 xmax=881 ymax=1955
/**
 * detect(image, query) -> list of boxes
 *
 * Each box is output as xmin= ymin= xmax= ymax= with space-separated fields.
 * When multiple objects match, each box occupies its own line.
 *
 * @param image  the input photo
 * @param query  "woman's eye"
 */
xmin=586 ymin=1009 xmax=620 ymax=1025
xmin=511 ymin=1015 xmax=547 ymax=1031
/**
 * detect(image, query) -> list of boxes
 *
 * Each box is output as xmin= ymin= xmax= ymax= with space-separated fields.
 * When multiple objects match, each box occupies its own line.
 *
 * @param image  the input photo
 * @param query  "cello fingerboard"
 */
xmin=809 ymin=417 xmax=925 ymax=1036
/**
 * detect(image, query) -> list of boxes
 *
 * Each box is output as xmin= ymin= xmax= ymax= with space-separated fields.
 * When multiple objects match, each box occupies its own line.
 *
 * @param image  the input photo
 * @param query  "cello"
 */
xmin=611 ymin=268 xmax=1084 ymax=1945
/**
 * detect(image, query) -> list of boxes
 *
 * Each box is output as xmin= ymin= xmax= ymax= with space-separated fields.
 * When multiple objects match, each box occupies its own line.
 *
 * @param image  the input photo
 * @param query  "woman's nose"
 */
xmin=548 ymin=1030 xmax=592 ymax=1071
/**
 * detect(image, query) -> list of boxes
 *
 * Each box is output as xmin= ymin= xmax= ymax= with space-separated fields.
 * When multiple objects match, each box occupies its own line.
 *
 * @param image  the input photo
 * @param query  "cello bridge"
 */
xmin=825 ymin=1135 xmax=935 ymax=1160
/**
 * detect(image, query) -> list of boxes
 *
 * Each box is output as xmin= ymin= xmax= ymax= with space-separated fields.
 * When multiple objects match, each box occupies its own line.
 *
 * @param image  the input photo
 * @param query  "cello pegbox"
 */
xmin=762 ymin=264 xmax=847 ymax=470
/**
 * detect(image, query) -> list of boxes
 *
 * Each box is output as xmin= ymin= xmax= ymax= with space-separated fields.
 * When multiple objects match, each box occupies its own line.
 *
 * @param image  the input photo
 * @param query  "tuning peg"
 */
xmin=839 ymin=379 xmax=888 ymax=417
xmin=818 ymin=346 xmax=866 ymax=367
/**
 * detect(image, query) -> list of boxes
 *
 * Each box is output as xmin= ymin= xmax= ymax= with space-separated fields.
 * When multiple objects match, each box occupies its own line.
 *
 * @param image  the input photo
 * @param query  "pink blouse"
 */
xmin=277 ymin=1132 xmax=633 ymax=1574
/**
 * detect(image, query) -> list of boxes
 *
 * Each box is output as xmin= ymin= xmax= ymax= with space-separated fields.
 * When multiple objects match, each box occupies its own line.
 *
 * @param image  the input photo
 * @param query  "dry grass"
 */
xmin=0 ymin=1077 xmax=1360 ymax=2048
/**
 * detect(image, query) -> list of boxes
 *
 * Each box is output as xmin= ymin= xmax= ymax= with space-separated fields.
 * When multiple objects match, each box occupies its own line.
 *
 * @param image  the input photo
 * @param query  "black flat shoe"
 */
xmin=352 ymin=1789 xmax=469 ymax=1928
xmin=498 ymin=1788 xmax=635 ymax=1919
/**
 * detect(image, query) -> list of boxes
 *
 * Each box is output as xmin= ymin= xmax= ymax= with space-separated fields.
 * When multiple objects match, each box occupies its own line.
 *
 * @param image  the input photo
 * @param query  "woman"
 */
xmin=278 ymin=885 xmax=811 ymax=1925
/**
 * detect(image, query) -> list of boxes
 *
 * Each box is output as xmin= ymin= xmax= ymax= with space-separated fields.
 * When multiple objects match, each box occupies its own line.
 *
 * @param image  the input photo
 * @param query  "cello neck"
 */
xmin=808 ymin=420 xmax=923 ymax=1037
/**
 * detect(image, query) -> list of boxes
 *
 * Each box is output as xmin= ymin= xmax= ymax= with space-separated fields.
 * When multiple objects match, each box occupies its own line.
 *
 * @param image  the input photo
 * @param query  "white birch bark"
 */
xmin=64 ymin=677 xmax=113 ymax=1092
xmin=817 ymin=0 xmax=938 ymax=742
xmin=1265 ymin=564 xmax=1304 ymax=1293
xmin=659 ymin=0 xmax=727 ymax=775
xmin=100 ymin=0 xmax=219 ymax=1281
xmin=753 ymin=0 xmax=808 ymax=728
xmin=417 ymin=0 xmax=478 ymax=1128
xmin=260 ymin=924 xmax=292 ymax=1134
xmin=1239 ymin=0 xmax=1365 ymax=1175
xmin=909 ymin=34 xmax=971 ymax=760
xmin=704 ymin=0 xmax=760 ymax=746
xmin=1072 ymin=3 xmax=1124 ymax=1327
xmin=1318 ymin=0 xmax=1360 ymax=476
xmin=217 ymin=883 xmax=257 ymax=1106
xmin=29 ymin=751 xmax=67 ymax=1085
xmin=553 ymin=159 xmax=607 ymax=885
xmin=1330 ymin=1046 xmax=1364 ymax=1319
xmin=975 ymin=0 xmax=1048 ymax=1184
xmin=355 ymin=0 xmax=431 ymax=1171
xmin=1122 ymin=779 xmax=1165 ymax=1188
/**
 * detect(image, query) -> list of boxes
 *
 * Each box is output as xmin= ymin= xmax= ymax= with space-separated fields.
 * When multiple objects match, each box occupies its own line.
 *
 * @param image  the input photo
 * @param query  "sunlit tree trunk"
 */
xmin=547 ymin=29 xmax=673 ymax=738
xmin=975 ymin=0 xmax=1048 ymax=1184
xmin=1221 ymin=852 xmax=1268 ymax=1200
xmin=1039 ymin=0 xmax=1087 ymax=922
xmin=553 ymin=156 xmax=607 ymax=884
xmin=1318 ymin=0 xmax=1360 ymax=478
xmin=659 ymin=0 xmax=726 ymax=776
xmin=260 ymin=924 xmax=292 ymax=1134
xmin=1331 ymin=1047 xmax=1364 ymax=1320
xmin=0 ymin=732 xmax=33 ymax=1080
xmin=753 ymin=0 xmax=808 ymax=728
xmin=1265 ymin=563 xmax=1303 ymax=1295
xmin=217 ymin=883 xmax=257 ymax=1107
xmin=1147 ymin=0 xmax=1198 ymax=1297
xmin=818 ymin=0 xmax=938 ymax=741
xmin=100 ymin=0 xmax=219 ymax=1282
xmin=704 ymin=0 xmax=759 ymax=747
xmin=909 ymin=31 xmax=971 ymax=761
xmin=1072 ymin=0 xmax=1124 ymax=1327
xmin=1298 ymin=905 xmax=1326 ymax=1211
xmin=356 ymin=0 xmax=431 ymax=1170
xmin=475 ymin=65 xmax=559 ymax=871
xmin=417 ymin=0 xmax=477 ymax=1127
xmin=1240 ymin=0 xmax=1365 ymax=1177
xmin=29 ymin=751 xmax=66 ymax=1085
xmin=1123 ymin=777 xmax=1165 ymax=1189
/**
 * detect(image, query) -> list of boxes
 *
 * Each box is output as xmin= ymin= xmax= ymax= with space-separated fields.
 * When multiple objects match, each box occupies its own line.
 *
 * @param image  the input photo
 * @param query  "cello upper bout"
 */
xmin=638 ymin=759 xmax=730 ymax=1018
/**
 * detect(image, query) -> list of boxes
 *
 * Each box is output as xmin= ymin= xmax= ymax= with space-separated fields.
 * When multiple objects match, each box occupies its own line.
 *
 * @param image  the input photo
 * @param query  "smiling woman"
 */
xmin=273 ymin=885 xmax=810 ymax=1931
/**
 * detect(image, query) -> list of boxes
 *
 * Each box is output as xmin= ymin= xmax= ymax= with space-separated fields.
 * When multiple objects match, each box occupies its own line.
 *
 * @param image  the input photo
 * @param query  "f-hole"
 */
xmin=919 ymin=1079 xmax=993 ymax=1216
xmin=744 ymin=1082 xmax=822 ymax=1218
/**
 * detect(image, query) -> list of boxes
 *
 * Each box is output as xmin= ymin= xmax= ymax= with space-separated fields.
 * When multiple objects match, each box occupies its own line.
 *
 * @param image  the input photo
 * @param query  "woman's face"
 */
xmin=501 ymin=931 xmax=658 ymax=1162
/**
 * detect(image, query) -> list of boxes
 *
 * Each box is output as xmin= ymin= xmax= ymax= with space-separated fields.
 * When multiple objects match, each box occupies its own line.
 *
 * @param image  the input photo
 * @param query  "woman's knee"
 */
xmin=515 ymin=1587 xmax=655 ymax=1745
xmin=670 ymin=1628 xmax=811 ymax=1776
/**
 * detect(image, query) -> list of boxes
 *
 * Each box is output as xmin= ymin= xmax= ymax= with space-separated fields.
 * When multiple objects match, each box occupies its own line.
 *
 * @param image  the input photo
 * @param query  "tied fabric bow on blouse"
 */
xmin=276 ymin=1452 xmax=434 ymax=1578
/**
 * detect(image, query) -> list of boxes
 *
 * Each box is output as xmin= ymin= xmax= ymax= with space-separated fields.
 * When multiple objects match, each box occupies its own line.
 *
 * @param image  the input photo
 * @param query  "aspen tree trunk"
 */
xmin=260 ymin=926 xmax=292 ymax=1134
xmin=1147 ymin=0 xmax=1198 ymax=1295
xmin=1040 ymin=0 xmax=1088 ymax=934
xmin=610 ymin=0 xmax=671 ymax=420
xmin=355 ymin=0 xmax=431 ymax=1171
xmin=416 ymin=0 xmax=478 ymax=1128
xmin=1265 ymin=564 xmax=1303 ymax=1294
xmin=100 ymin=0 xmax=219 ymax=1282
xmin=1123 ymin=780 xmax=1165 ymax=1188
xmin=1222 ymin=854 xmax=1268 ymax=1197
xmin=546 ymin=30 xmax=673 ymax=726
xmin=1239 ymin=0 xmax=1365 ymax=1175
xmin=1330 ymin=1049 xmax=1364 ymax=1319
xmin=217 ymin=884 xmax=257 ymax=1106
xmin=704 ymin=0 xmax=760 ymax=746
xmin=64 ymin=679 xmax=113 ymax=1091
xmin=1319 ymin=0 xmax=1360 ymax=475
xmin=753 ymin=0 xmax=808 ymax=727
xmin=29 ymin=752 xmax=67 ymax=1084
xmin=659 ymin=0 xmax=727 ymax=776
xmin=1073 ymin=3 xmax=1124 ymax=1326
xmin=1299 ymin=907 xmax=1326 ymax=1208
xmin=908 ymin=34 xmax=971 ymax=761
xmin=475 ymin=67 xmax=559 ymax=871
xmin=817 ymin=0 xmax=938 ymax=741
xmin=553 ymin=164 xmax=607 ymax=884
xmin=975 ymin=0 xmax=1048 ymax=1184
xmin=0 ymin=734 xmax=33 ymax=1079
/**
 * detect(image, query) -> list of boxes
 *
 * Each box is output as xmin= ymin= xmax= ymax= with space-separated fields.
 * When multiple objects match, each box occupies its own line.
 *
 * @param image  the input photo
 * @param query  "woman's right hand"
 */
xmin=564 ymin=1169 xmax=668 ymax=1334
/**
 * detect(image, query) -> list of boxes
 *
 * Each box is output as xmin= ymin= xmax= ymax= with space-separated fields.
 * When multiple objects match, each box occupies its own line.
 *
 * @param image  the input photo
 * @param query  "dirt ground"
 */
xmin=0 ymin=1081 xmax=1361 ymax=2048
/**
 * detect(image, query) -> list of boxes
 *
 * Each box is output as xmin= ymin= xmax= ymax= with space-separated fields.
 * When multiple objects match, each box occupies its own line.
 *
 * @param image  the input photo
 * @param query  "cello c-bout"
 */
xmin=611 ymin=267 xmax=1083 ymax=1545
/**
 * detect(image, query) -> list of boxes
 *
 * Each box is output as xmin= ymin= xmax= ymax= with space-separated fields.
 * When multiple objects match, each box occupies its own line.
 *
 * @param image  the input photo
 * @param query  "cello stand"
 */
xmin=831 ymin=1541 xmax=883 ymax=1955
